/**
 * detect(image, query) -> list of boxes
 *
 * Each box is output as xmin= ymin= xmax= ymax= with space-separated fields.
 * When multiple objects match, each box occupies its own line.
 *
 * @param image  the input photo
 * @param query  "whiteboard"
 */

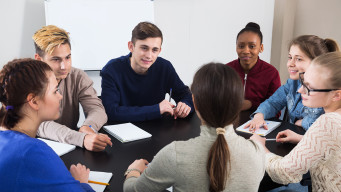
xmin=45 ymin=0 xmax=154 ymax=70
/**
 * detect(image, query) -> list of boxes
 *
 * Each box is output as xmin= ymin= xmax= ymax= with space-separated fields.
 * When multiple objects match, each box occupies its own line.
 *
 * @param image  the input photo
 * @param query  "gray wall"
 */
xmin=270 ymin=0 xmax=341 ymax=84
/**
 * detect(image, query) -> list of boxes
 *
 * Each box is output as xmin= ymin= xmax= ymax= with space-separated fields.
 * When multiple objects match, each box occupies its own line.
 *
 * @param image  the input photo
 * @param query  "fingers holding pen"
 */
xmin=174 ymin=102 xmax=191 ymax=119
xmin=159 ymin=100 xmax=174 ymax=116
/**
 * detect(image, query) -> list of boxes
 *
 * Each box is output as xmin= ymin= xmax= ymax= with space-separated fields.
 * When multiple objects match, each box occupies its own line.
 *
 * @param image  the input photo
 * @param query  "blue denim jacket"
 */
xmin=252 ymin=79 xmax=324 ymax=130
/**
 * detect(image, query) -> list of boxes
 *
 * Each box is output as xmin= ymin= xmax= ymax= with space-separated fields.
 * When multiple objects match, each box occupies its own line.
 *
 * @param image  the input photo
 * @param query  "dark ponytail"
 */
xmin=324 ymin=38 xmax=340 ymax=52
xmin=191 ymin=63 xmax=243 ymax=192
xmin=0 ymin=58 xmax=52 ymax=129
xmin=0 ymin=106 xmax=20 ymax=130
xmin=207 ymin=134 xmax=230 ymax=192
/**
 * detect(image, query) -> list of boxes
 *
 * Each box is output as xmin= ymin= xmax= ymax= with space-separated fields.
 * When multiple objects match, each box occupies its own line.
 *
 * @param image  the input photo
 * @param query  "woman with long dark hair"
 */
xmin=123 ymin=63 xmax=265 ymax=192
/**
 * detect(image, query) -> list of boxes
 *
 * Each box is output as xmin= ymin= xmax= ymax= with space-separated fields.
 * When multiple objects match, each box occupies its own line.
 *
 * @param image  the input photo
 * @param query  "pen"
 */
xmin=89 ymin=125 xmax=98 ymax=134
xmin=169 ymin=88 xmax=172 ymax=102
xmin=88 ymin=180 xmax=110 ymax=185
xmin=266 ymin=138 xmax=276 ymax=141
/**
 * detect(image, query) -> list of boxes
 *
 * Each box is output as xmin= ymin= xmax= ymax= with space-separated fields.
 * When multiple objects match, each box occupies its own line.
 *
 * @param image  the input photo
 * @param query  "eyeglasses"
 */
xmin=299 ymin=72 xmax=340 ymax=96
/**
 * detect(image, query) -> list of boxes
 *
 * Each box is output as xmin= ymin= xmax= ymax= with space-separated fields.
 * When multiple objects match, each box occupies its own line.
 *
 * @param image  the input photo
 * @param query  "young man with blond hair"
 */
xmin=101 ymin=22 xmax=194 ymax=122
xmin=33 ymin=25 xmax=112 ymax=151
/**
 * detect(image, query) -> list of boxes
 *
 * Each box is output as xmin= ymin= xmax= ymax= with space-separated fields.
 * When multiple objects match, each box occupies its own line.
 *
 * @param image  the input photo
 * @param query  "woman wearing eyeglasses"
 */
xmin=245 ymin=35 xmax=339 ymax=144
xmin=251 ymin=52 xmax=341 ymax=192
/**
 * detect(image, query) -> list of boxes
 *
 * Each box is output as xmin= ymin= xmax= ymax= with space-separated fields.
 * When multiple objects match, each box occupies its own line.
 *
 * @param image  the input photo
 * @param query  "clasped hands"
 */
xmin=159 ymin=100 xmax=191 ymax=119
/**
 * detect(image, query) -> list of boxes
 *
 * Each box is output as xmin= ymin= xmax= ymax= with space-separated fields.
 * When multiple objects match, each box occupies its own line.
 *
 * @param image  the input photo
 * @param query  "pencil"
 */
xmin=88 ymin=180 xmax=110 ymax=185
xmin=169 ymin=88 xmax=172 ymax=102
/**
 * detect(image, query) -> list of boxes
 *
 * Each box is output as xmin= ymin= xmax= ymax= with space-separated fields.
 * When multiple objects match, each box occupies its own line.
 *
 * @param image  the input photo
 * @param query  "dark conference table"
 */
xmin=61 ymin=111 xmax=305 ymax=192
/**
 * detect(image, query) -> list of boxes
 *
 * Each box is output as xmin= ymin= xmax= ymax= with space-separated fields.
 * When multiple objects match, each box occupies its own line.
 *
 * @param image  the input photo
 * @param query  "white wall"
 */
xmin=45 ymin=0 xmax=155 ymax=71
xmin=2 ymin=0 xmax=341 ymax=88
xmin=155 ymin=0 xmax=274 ymax=86
xmin=0 ymin=0 xmax=45 ymax=66
xmin=1 ymin=0 xmax=274 ymax=92
xmin=3 ymin=0 xmax=340 ymax=126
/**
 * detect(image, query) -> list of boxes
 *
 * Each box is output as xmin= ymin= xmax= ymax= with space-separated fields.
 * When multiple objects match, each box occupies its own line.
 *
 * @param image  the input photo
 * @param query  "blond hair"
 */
xmin=311 ymin=52 xmax=341 ymax=89
xmin=32 ymin=25 xmax=70 ymax=56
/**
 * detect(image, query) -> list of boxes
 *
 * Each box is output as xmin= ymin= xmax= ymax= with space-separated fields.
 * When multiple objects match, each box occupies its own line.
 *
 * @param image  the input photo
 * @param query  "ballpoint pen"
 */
xmin=169 ymin=88 xmax=172 ymax=102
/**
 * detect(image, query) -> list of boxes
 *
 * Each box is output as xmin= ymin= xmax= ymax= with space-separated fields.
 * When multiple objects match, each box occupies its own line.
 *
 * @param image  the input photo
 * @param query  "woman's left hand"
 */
xmin=127 ymin=159 xmax=149 ymax=176
xmin=250 ymin=134 xmax=270 ymax=153
xmin=125 ymin=159 xmax=149 ymax=179
xmin=294 ymin=119 xmax=303 ymax=127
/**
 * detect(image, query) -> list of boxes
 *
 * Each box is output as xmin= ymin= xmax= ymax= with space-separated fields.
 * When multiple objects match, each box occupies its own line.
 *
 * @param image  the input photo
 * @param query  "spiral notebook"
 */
xmin=38 ymin=138 xmax=76 ymax=156
xmin=104 ymin=123 xmax=152 ymax=143
xmin=236 ymin=120 xmax=281 ymax=136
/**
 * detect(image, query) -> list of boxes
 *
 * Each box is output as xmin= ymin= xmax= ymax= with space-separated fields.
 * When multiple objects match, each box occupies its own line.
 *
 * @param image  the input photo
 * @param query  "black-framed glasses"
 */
xmin=299 ymin=72 xmax=340 ymax=96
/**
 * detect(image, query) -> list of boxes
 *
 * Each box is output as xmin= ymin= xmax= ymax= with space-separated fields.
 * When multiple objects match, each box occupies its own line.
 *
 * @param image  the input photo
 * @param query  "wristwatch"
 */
xmin=124 ymin=168 xmax=142 ymax=177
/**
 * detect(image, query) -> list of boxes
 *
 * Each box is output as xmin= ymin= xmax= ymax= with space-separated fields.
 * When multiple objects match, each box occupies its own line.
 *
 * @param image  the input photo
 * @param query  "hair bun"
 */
xmin=245 ymin=22 xmax=260 ymax=31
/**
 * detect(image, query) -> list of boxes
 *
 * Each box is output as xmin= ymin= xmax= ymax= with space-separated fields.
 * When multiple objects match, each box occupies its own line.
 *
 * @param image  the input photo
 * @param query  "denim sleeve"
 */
xmin=251 ymin=80 xmax=291 ymax=119
xmin=301 ymin=107 xmax=324 ymax=130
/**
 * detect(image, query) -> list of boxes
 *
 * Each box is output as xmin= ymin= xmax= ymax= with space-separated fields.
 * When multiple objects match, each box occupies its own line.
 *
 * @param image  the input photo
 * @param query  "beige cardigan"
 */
xmin=37 ymin=67 xmax=107 ymax=147
xmin=266 ymin=112 xmax=341 ymax=192
xmin=124 ymin=124 xmax=265 ymax=192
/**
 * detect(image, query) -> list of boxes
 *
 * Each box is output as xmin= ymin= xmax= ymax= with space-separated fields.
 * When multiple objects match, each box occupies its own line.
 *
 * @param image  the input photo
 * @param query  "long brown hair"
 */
xmin=289 ymin=35 xmax=339 ymax=60
xmin=0 ymin=58 xmax=52 ymax=129
xmin=191 ymin=63 xmax=243 ymax=192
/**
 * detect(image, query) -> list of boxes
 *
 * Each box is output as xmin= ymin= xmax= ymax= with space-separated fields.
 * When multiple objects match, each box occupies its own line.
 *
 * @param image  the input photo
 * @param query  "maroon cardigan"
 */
xmin=227 ymin=58 xmax=281 ymax=110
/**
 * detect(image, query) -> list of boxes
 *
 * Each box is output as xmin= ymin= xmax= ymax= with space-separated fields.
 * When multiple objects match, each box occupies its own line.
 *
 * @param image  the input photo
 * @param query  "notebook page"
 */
xmin=104 ymin=123 xmax=152 ymax=143
xmin=38 ymin=138 xmax=76 ymax=156
xmin=88 ymin=171 xmax=113 ymax=192
xmin=236 ymin=120 xmax=281 ymax=136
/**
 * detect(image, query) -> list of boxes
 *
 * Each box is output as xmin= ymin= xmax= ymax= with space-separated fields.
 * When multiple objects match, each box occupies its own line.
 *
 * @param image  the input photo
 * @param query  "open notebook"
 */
xmin=88 ymin=171 xmax=112 ymax=192
xmin=38 ymin=138 xmax=76 ymax=156
xmin=104 ymin=123 xmax=152 ymax=143
xmin=236 ymin=120 xmax=281 ymax=136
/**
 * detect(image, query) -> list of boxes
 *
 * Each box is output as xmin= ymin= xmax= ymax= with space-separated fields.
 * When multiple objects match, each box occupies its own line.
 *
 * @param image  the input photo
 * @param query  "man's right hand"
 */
xmin=159 ymin=100 xmax=175 ymax=116
xmin=83 ymin=133 xmax=112 ymax=151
